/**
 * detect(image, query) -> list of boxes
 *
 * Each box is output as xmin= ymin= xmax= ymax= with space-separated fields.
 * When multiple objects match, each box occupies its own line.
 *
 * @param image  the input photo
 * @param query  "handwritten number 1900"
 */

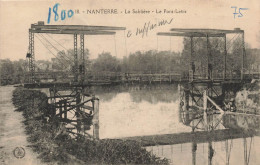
xmin=47 ymin=3 xmax=74 ymax=24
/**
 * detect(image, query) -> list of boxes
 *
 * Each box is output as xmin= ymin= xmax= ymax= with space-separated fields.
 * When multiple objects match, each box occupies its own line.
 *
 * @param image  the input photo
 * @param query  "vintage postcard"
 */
xmin=0 ymin=0 xmax=260 ymax=164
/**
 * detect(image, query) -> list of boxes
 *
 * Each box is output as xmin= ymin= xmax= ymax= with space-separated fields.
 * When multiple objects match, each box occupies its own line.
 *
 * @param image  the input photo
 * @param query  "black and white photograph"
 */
xmin=0 ymin=0 xmax=260 ymax=164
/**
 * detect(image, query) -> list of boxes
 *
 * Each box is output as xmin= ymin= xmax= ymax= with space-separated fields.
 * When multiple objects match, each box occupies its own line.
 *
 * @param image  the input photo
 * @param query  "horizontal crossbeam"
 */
xmin=31 ymin=24 xmax=126 ymax=31
xmin=170 ymin=28 xmax=244 ymax=34
xmin=157 ymin=32 xmax=225 ymax=37
xmin=29 ymin=29 xmax=116 ymax=35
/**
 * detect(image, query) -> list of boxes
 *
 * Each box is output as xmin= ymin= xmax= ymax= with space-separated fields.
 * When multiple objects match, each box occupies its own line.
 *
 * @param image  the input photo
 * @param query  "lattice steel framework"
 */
xmin=74 ymin=34 xmax=78 ymax=82
xmin=27 ymin=21 xmax=125 ymax=83
xmin=158 ymin=28 xmax=245 ymax=81
xmin=80 ymin=34 xmax=85 ymax=81
xmin=28 ymin=31 xmax=35 ymax=83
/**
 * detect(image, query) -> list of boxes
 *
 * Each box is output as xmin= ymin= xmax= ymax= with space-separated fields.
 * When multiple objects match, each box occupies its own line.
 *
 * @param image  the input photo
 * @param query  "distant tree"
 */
xmin=53 ymin=48 xmax=90 ymax=72
xmin=0 ymin=59 xmax=15 ymax=85
xmin=91 ymin=52 xmax=121 ymax=73
xmin=121 ymin=50 xmax=181 ymax=74
xmin=0 ymin=59 xmax=27 ymax=85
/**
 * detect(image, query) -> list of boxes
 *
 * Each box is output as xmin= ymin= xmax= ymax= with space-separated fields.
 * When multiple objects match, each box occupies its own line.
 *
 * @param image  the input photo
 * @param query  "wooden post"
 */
xmin=203 ymin=90 xmax=208 ymax=130
xmin=49 ymin=88 xmax=56 ymax=117
xmin=225 ymin=140 xmax=228 ymax=165
xmin=59 ymin=101 xmax=62 ymax=118
xmin=208 ymin=141 xmax=213 ymax=165
xmin=243 ymin=137 xmax=248 ymax=165
xmin=64 ymin=100 xmax=67 ymax=120
xmin=76 ymin=90 xmax=81 ymax=134
xmin=178 ymin=84 xmax=182 ymax=122
xmin=203 ymin=90 xmax=207 ymax=110
xmin=93 ymin=98 xmax=99 ymax=139
xmin=184 ymin=89 xmax=189 ymax=111
xmin=192 ymin=141 xmax=197 ymax=165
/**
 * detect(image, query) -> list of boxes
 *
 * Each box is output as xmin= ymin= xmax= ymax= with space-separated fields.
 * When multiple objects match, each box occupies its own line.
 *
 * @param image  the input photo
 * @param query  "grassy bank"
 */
xmin=235 ymin=80 xmax=260 ymax=114
xmin=12 ymin=87 xmax=169 ymax=165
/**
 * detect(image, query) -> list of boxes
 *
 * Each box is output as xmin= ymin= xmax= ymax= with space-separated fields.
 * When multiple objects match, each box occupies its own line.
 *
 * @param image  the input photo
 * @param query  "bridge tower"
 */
xmin=25 ymin=21 xmax=125 ymax=139
xmin=158 ymin=28 xmax=247 ymax=115
xmin=26 ymin=21 xmax=125 ymax=84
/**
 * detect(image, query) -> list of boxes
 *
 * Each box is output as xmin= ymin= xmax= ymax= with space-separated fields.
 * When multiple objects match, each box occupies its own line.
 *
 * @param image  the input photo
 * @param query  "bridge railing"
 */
xmin=24 ymin=70 xmax=259 ymax=84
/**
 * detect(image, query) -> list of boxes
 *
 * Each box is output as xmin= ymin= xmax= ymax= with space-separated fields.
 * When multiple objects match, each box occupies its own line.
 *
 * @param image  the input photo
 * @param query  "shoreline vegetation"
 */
xmin=235 ymin=80 xmax=260 ymax=114
xmin=1 ymin=46 xmax=259 ymax=85
xmin=12 ymin=87 xmax=169 ymax=165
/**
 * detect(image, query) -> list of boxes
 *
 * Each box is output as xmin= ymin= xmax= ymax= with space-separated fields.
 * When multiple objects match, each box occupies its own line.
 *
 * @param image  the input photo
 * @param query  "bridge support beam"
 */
xmin=189 ymin=37 xmax=194 ymax=82
xmin=47 ymin=87 xmax=99 ymax=139
xmin=80 ymin=34 xmax=85 ymax=82
xmin=206 ymin=34 xmax=211 ymax=80
xmin=223 ymin=35 xmax=227 ymax=80
xmin=76 ymin=88 xmax=81 ymax=134
xmin=49 ymin=88 xmax=57 ymax=117
xmin=241 ymin=32 xmax=245 ymax=80
xmin=28 ymin=31 xmax=35 ymax=83
xmin=74 ymin=34 xmax=78 ymax=82
xmin=93 ymin=99 xmax=99 ymax=139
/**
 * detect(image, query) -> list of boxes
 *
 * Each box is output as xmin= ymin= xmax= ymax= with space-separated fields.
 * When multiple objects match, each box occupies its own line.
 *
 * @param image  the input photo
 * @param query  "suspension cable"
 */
xmin=45 ymin=33 xmax=74 ymax=61
xmin=46 ymin=33 xmax=69 ymax=52
xmin=35 ymin=34 xmax=70 ymax=69
xmin=40 ymin=34 xmax=73 ymax=61
xmin=36 ymin=34 xmax=70 ymax=68
xmin=38 ymin=34 xmax=72 ymax=67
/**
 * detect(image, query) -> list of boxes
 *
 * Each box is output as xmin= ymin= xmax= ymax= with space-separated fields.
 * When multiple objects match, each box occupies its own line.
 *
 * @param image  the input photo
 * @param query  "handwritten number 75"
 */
xmin=231 ymin=6 xmax=248 ymax=19
xmin=47 ymin=3 xmax=74 ymax=24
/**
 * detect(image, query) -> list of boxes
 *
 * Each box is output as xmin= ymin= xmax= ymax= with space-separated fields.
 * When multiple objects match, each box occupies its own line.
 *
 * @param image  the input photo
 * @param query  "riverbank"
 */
xmin=0 ymin=86 xmax=44 ymax=165
xmin=235 ymin=80 xmax=260 ymax=114
xmin=11 ymin=87 xmax=169 ymax=164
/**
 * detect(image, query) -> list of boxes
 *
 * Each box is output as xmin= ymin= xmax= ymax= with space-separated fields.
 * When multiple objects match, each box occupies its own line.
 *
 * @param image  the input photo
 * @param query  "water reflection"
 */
xmin=90 ymin=84 xmax=259 ymax=164
xmin=86 ymin=84 xmax=179 ymax=103
xmin=95 ymin=84 xmax=193 ymax=138
xmin=146 ymin=136 xmax=259 ymax=165
xmin=145 ymin=93 xmax=260 ymax=165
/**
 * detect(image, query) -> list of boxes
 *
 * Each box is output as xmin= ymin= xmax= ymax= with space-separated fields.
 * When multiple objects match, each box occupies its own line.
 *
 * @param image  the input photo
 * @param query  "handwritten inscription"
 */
xmin=47 ymin=3 xmax=74 ymax=24
xmin=231 ymin=6 xmax=248 ymax=19
xmin=127 ymin=18 xmax=174 ymax=38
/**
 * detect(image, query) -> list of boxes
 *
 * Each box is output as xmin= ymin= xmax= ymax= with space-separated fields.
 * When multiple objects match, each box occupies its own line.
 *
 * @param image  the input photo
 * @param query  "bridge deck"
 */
xmin=23 ymin=78 xmax=252 ymax=88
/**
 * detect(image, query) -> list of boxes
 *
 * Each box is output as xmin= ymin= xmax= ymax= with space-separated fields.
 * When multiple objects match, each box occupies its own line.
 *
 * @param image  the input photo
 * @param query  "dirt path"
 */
xmin=0 ymin=86 xmax=44 ymax=165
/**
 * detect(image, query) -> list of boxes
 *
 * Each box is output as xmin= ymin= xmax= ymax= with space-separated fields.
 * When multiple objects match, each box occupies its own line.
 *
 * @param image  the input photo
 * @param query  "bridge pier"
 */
xmin=178 ymin=81 xmax=243 ymax=131
xmin=46 ymin=86 xmax=99 ymax=139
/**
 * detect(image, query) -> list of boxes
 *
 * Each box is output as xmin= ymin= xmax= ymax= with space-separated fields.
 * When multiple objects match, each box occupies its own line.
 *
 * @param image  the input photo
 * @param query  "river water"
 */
xmin=2 ymin=84 xmax=259 ymax=165
xmin=92 ymin=84 xmax=260 ymax=165
xmin=95 ymin=84 xmax=191 ymax=138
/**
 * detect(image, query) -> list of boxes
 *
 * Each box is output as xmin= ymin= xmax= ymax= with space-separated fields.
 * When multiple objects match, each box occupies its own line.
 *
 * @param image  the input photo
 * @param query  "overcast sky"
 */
xmin=0 ymin=0 xmax=259 ymax=61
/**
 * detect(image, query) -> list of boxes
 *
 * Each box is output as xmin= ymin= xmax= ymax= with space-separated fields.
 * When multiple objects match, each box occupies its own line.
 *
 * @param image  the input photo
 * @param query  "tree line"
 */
xmin=1 ymin=38 xmax=259 ymax=85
